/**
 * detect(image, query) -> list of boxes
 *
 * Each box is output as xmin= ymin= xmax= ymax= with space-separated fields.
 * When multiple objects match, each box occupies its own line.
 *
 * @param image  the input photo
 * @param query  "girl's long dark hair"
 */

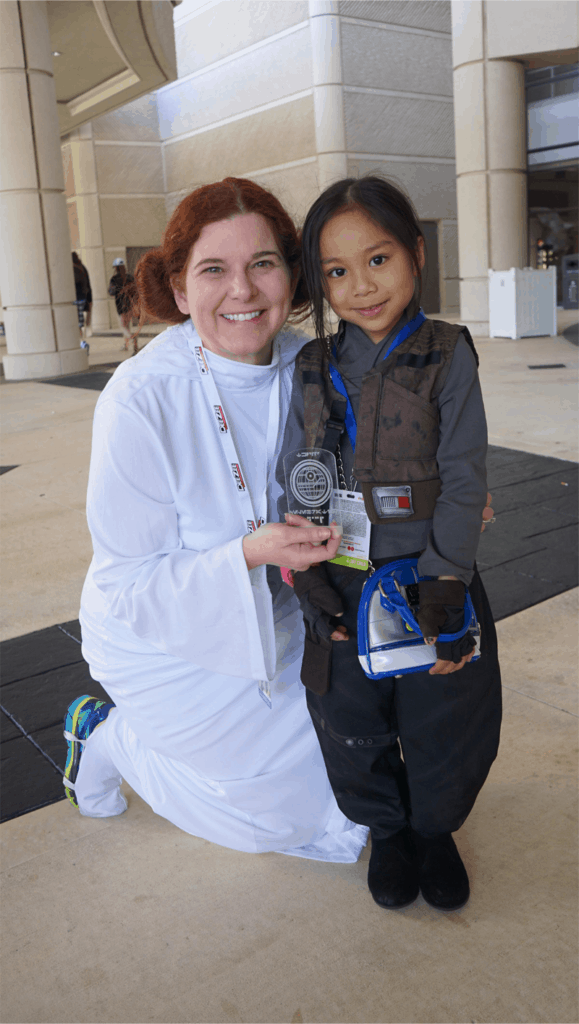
xmin=301 ymin=176 xmax=425 ymax=341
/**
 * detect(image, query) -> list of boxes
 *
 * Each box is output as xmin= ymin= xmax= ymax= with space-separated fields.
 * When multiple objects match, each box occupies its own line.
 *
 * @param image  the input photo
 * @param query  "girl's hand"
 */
xmin=242 ymin=518 xmax=342 ymax=571
xmin=429 ymin=650 xmax=475 ymax=675
xmin=481 ymin=492 xmax=494 ymax=532
xmin=331 ymin=624 xmax=349 ymax=642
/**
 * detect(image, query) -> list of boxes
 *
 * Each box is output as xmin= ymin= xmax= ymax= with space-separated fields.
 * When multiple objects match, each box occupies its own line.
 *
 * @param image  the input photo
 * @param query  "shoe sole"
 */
xmin=370 ymin=889 xmax=420 ymax=911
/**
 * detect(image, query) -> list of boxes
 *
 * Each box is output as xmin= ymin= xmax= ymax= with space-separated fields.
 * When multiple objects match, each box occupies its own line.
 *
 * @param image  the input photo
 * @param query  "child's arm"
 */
xmin=417 ymin=336 xmax=488 ymax=585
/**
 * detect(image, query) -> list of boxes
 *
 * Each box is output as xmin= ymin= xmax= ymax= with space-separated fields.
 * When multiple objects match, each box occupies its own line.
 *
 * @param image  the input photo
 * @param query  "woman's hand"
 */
xmin=242 ymin=516 xmax=342 ymax=571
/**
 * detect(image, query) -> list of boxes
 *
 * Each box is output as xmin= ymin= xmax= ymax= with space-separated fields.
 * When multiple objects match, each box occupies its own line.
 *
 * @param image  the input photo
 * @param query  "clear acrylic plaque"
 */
xmin=283 ymin=448 xmax=340 ymax=527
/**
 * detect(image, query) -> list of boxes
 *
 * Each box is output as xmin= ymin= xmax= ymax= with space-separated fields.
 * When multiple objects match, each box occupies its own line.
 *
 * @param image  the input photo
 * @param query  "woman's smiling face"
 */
xmin=172 ymin=212 xmax=295 ymax=365
xmin=319 ymin=207 xmax=424 ymax=343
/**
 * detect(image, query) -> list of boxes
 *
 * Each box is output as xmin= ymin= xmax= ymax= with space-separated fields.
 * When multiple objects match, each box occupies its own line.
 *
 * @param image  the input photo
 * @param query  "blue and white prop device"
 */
xmin=358 ymin=558 xmax=481 ymax=679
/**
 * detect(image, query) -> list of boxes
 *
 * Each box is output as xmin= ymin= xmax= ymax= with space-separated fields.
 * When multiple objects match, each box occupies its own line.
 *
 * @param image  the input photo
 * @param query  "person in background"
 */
xmin=108 ymin=258 xmax=136 ymax=353
xmin=72 ymin=252 xmax=91 ymax=349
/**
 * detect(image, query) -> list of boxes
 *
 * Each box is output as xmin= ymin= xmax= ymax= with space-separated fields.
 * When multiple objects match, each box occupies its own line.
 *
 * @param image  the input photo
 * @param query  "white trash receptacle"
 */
xmin=488 ymin=267 xmax=556 ymax=339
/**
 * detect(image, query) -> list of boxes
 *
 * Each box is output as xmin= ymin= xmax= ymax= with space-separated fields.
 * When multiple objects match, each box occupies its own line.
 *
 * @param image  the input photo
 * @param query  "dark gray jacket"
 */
xmin=276 ymin=317 xmax=488 ymax=585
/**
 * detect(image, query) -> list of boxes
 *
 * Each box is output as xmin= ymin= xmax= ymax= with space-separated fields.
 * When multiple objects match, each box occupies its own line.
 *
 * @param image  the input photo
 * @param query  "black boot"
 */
xmin=367 ymin=825 xmax=419 ymax=910
xmin=413 ymin=830 xmax=470 ymax=911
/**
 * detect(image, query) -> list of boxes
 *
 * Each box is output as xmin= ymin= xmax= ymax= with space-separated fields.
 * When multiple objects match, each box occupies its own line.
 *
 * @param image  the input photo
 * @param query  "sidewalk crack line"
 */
xmin=501 ymin=685 xmax=577 ymax=717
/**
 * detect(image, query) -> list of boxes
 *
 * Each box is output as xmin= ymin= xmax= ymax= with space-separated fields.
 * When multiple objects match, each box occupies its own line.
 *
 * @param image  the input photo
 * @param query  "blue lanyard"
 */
xmin=328 ymin=310 xmax=426 ymax=451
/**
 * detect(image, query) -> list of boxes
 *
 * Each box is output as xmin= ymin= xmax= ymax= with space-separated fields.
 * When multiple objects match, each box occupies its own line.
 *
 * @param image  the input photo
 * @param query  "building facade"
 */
xmin=71 ymin=0 xmax=460 ymax=328
xmin=1 ymin=0 xmax=577 ymax=377
xmin=62 ymin=0 xmax=578 ymax=341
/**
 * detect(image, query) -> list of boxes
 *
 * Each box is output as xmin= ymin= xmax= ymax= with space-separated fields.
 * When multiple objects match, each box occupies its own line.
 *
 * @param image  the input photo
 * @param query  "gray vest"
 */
xmin=296 ymin=319 xmax=477 ymax=525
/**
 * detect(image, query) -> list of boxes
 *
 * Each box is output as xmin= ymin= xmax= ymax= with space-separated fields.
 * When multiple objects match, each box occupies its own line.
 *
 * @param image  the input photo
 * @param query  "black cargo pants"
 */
xmin=305 ymin=565 xmax=502 ymax=839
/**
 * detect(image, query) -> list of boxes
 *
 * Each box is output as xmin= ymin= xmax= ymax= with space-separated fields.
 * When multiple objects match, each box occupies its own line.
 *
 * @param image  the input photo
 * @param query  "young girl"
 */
xmin=279 ymin=176 xmax=502 ymax=911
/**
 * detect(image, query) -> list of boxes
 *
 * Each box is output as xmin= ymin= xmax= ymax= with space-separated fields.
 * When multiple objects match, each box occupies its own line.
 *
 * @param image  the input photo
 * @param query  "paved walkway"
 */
xmin=1 ymin=315 xmax=577 ymax=1023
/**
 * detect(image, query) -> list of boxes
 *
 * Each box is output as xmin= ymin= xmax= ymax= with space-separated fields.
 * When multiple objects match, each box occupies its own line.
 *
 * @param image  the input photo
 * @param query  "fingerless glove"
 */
xmin=293 ymin=563 xmax=345 ymax=641
xmin=417 ymin=580 xmax=475 ymax=664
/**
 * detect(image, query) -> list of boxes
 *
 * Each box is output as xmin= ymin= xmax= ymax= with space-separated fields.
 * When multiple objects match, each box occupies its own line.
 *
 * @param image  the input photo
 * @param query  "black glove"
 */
xmin=417 ymin=580 xmax=475 ymax=664
xmin=293 ymin=563 xmax=345 ymax=641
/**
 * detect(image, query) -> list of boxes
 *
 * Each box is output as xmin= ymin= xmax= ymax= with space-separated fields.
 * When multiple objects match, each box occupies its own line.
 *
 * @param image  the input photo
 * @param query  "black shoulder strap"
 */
xmin=457 ymin=325 xmax=479 ymax=368
xmin=322 ymin=395 xmax=348 ymax=453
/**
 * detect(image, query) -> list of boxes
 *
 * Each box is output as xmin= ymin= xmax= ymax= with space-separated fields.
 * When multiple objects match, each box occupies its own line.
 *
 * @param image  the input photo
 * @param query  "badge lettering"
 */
xmin=231 ymin=463 xmax=246 ymax=491
xmin=246 ymin=519 xmax=256 ymax=533
xmin=194 ymin=346 xmax=209 ymax=375
xmin=213 ymin=404 xmax=228 ymax=433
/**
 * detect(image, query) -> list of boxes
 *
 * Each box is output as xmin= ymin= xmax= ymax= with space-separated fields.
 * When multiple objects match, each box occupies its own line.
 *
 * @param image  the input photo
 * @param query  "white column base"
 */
xmin=3 ymin=346 xmax=88 ymax=381
xmin=89 ymin=297 xmax=111 ymax=332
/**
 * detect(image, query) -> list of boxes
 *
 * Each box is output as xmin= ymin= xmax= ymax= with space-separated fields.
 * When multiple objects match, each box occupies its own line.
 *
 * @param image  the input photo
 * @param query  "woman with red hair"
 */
xmin=64 ymin=178 xmax=367 ymax=863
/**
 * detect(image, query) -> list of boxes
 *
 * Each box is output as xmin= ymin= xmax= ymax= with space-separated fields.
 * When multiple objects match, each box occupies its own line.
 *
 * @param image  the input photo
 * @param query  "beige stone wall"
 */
xmin=174 ymin=0 xmax=309 ymax=77
xmin=160 ymin=25 xmax=313 ymax=139
xmin=160 ymin=0 xmax=318 ymax=226
xmin=92 ymin=93 xmax=162 ymax=143
xmin=341 ymin=1 xmax=457 ymax=312
xmin=339 ymin=0 xmax=451 ymax=33
xmin=56 ymin=0 xmax=463 ymax=317
xmin=94 ymin=144 xmax=165 ymax=195
xmin=160 ymin=0 xmax=460 ymax=310
xmin=484 ymin=0 xmax=579 ymax=62
xmin=163 ymin=95 xmax=317 ymax=195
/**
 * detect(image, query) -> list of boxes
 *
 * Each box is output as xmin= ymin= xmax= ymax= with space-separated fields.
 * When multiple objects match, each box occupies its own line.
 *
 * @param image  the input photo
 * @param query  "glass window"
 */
xmin=554 ymin=76 xmax=578 ymax=97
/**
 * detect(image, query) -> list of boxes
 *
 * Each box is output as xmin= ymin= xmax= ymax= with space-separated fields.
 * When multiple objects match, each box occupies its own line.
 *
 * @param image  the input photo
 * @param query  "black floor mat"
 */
xmin=478 ymin=446 xmax=578 ymax=620
xmin=562 ymin=322 xmax=578 ymax=346
xmin=1 ymin=621 xmax=112 ymax=823
xmin=39 ymin=371 xmax=113 ymax=391
xmin=0 ymin=465 xmax=19 ymax=475
xmin=1 ymin=446 xmax=577 ymax=824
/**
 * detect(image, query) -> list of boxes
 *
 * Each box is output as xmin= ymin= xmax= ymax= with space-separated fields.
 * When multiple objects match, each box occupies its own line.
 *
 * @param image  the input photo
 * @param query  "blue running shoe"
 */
xmin=63 ymin=695 xmax=115 ymax=808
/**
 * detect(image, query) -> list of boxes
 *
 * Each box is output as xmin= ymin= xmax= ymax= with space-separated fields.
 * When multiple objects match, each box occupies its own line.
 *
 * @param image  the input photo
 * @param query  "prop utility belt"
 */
xmin=357 ymin=557 xmax=481 ymax=679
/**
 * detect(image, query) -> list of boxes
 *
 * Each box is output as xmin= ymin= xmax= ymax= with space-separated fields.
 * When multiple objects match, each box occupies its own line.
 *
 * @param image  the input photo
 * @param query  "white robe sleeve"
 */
xmin=86 ymin=397 xmax=270 ymax=680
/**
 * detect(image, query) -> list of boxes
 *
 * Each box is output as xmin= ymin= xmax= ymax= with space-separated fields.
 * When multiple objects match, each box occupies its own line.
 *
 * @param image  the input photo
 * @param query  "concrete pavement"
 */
xmin=1 ymin=314 xmax=577 ymax=1023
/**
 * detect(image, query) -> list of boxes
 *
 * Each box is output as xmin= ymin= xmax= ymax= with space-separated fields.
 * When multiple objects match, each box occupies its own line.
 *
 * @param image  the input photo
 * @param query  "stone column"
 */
xmin=67 ymin=125 xmax=110 ymax=332
xmin=452 ymin=0 xmax=527 ymax=334
xmin=309 ymin=0 xmax=347 ymax=193
xmin=0 ymin=0 xmax=88 ymax=380
xmin=438 ymin=219 xmax=460 ymax=314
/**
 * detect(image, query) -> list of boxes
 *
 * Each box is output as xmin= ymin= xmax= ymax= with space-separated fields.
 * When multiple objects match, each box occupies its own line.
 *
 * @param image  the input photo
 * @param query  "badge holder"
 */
xmin=357 ymin=558 xmax=481 ymax=678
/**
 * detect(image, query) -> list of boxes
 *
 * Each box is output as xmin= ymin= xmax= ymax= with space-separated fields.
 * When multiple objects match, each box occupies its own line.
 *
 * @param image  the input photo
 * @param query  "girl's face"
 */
xmin=319 ymin=207 xmax=424 ymax=344
xmin=172 ymin=212 xmax=295 ymax=365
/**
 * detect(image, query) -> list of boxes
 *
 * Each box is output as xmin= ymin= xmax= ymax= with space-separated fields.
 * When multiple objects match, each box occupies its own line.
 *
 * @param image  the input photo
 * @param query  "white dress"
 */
xmin=78 ymin=319 xmax=368 ymax=862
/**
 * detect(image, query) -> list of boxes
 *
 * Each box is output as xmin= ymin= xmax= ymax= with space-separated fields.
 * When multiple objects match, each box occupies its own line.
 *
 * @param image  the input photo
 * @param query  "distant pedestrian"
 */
xmin=72 ymin=252 xmax=92 ymax=348
xmin=108 ymin=258 xmax=137 ymax=353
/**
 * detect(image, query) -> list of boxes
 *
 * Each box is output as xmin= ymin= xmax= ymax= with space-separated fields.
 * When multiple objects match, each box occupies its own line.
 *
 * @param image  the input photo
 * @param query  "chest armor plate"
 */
xmin=297 ymin=319 xmax=472 ymax=524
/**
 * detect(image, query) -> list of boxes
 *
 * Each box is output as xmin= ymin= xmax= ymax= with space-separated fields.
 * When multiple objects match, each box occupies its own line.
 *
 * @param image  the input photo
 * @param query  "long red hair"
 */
xmin=132 ymin=177 xmax=308 ymax=326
